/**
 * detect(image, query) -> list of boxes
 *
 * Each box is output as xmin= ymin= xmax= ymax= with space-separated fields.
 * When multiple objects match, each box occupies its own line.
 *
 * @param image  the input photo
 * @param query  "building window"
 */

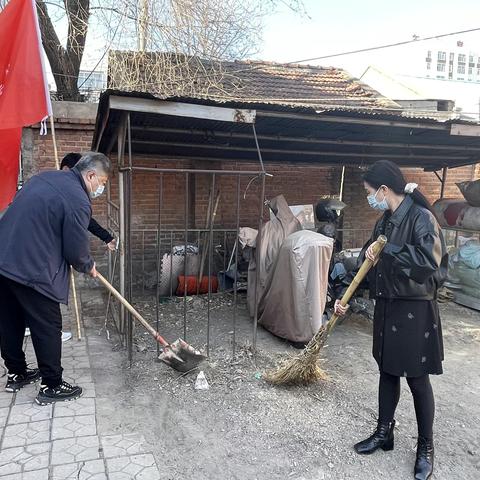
xmin=427 ymin=50 xmax=432 ymax=59
xmin=438 ymin=51 xmax=447 ymax=61
xmin=449 ymin=72 xmax=453 ymax=80
xmin=449 ymin=52 xmax=455 ymax=62
xmin=469 ymin=67 xmax=473 ymax=75
xmin=477 ymin=68 xmax=480 ymax=76
xmin=427 ymin=62 xmax=431 ymax=70
xmin=437 ymin=63 xmax=446 ymax=72
xmin=458 ymin=65 xmax=466 ymax=74
xmin=469 ymin=55 xmax=474 ymax=63
xmin=458 ymin=54 xmax=466 ymax=64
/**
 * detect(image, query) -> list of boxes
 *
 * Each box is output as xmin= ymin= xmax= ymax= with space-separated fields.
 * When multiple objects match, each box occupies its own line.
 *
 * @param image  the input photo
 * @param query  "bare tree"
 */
xmin=31 ymin=0 xmax=306 ymax=101
xmin=36 ymin=0 xmax=90 ymax=101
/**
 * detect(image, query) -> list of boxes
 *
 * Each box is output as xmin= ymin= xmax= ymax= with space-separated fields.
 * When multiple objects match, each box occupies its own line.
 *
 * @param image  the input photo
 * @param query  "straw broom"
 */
xmin=264 ymin=235 xmax=387 ymax=386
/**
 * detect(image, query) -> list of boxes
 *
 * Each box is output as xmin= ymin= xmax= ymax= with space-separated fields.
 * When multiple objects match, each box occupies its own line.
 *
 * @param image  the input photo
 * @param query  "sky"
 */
xmin=257 ymin=0 xmax=480 ymax=76
xmin=75 ymin=0 xmax=480 ymax=76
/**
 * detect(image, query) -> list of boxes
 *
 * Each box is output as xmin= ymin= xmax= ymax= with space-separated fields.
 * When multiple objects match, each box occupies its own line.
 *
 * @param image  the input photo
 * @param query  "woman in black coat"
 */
xmin=335 ymin=160 xmax=447 ymax=480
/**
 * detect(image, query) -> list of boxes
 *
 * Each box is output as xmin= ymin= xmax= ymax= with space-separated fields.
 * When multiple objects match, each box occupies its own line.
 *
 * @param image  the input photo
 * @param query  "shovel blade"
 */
xmin=158 ymin=339 xmax=206 ymax=373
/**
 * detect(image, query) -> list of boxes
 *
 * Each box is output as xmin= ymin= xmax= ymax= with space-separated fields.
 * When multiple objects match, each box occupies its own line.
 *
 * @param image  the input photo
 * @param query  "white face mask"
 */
xmin=89 ymin=175 xmax=105 ymax=199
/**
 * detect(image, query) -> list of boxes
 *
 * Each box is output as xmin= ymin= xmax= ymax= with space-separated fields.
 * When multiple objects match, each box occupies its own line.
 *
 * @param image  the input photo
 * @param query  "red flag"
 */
xmin=0 ymin=0 xmax=52 ymax=210
xmin=0 ymin=128 xmax=22 ymax=211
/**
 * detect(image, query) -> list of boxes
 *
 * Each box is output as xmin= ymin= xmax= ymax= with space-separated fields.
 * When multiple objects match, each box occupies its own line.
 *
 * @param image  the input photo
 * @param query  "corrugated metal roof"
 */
xmin=93 ymin=90 xmax=480 ymax=171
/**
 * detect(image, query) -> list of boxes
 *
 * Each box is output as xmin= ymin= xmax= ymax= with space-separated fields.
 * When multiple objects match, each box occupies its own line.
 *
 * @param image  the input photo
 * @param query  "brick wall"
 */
xmin=23 ymin=111 xmax=110 ymax=263
xmin=340 ymin=164 xmax=478 ymax=248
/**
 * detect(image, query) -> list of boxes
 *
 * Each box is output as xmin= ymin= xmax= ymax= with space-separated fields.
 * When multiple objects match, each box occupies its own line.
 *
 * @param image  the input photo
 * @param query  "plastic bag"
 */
xmin=458 ymin=241 xmax=480 ymax=269
xmin=456 ymin=180 xmax=480 ymax=207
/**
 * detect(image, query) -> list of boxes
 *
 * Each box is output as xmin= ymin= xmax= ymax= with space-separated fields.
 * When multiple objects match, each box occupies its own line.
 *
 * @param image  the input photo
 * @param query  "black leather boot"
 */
xmin=354 ymin=420 xmax=395 ymax=455
xmin=414 ymin=436 xmax=434 ymax=480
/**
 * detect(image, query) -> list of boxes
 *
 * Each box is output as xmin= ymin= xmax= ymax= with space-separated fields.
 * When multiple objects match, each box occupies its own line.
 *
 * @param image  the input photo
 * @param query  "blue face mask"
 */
xmin=367 ymin=187 xmax=389 ymax=211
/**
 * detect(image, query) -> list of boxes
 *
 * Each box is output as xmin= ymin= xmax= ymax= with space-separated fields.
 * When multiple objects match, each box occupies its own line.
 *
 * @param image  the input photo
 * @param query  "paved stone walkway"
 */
xmin=0 ymin=307 xmax=162 ymax=480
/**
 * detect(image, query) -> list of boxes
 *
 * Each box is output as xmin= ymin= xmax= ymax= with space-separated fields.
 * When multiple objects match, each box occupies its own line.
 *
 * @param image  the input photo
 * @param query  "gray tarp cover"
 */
xmin=242 ymin=195 xmax=334 ymax=343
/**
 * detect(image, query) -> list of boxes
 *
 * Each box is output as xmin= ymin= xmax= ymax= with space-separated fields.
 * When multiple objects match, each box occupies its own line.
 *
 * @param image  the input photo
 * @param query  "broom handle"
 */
xmin=327 ymin=235 xmax=387 ymax=333
xmin=96 ymin=271 xmax=170 ymax=347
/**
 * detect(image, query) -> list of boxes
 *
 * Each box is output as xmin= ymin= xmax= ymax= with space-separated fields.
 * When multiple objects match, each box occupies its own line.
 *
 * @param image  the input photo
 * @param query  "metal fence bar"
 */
xmin=233 ymin=175 xmax=241 ymax=359
xmin=170 ymin=232 xmax=173 ymax=297
xmin=155 ymin=174 xmax=163 ymax=358
xmin=183 ymin=172 xmax=189 ymax=341
xmin=207 ymin=173 xmax=216 ymax=356
xmin=120 ymin=166 xmax=267 ymax=363
xmin=252 ymin=174 xmax=266 ymax=353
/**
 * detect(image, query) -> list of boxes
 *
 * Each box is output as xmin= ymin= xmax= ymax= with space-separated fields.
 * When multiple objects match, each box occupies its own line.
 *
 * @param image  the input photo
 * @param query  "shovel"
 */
xmin=96 ymin=272 xmax=206 ymax=372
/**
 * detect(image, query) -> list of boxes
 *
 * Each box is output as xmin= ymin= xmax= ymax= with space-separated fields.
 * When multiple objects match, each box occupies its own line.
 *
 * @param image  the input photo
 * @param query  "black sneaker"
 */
xmin=35 ymin=381 xmax=83 ymax=405
xmin=5 ymin=368 xmax=40 ymax=392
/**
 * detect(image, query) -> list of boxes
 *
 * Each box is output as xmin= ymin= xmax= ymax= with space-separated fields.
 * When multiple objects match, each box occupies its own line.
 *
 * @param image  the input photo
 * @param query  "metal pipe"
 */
xmin=252 ymin=123 xmax=266 ymax=173
xmin=120 ymin=166 xmax=266 ymax=176
xmin=339 ymin=166 xmax=346 ymax=202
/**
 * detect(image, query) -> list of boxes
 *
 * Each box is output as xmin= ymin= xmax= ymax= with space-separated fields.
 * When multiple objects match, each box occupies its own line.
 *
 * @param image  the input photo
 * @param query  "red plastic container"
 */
xmin=176 ymin=275 xmax=219 ymax=296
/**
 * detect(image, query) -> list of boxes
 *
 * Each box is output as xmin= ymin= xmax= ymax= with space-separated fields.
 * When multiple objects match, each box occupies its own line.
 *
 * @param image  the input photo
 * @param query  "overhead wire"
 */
xmin=286 ymin=27 xmax=480 ymax=64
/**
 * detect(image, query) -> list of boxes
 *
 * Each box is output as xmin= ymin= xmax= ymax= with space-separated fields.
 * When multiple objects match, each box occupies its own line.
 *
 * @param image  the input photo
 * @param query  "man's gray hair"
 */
xmin=75 ymin=152 xmax=111 ymax=175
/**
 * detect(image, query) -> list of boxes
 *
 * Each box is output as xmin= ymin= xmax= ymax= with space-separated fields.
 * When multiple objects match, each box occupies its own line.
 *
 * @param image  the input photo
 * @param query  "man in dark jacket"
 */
xmin=61 ymin=152 xmax=116 ymax=251
xmin=0 ymin=152 xmax=111 ymax=405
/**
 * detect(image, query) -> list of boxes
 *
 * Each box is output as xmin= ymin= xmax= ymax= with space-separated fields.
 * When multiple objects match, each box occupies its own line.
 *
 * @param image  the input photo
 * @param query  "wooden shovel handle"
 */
xmin=328 ymin=235 xmax=387 ymax=332
xmin=96 ymin=271 xmax=170 ymax=347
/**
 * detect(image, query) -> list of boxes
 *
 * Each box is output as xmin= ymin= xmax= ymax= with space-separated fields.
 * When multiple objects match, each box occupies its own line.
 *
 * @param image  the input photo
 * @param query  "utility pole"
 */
xmin=138 ymin=0 xmax=149 ymax=52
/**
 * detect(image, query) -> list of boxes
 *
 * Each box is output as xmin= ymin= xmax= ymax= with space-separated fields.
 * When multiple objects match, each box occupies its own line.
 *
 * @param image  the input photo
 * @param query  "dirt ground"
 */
xmin=79 ymin=282 xmax=480 ymax=480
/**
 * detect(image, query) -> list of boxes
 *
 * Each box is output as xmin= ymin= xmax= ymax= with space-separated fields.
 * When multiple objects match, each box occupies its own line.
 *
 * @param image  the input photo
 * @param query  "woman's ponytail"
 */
xmin=363 ymin=160 xmax=438 ymax=218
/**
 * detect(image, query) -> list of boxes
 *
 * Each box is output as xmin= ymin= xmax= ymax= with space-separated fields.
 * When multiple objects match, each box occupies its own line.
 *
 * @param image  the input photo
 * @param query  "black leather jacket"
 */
xmin=359 ymin=196 xmax=448 ymax=300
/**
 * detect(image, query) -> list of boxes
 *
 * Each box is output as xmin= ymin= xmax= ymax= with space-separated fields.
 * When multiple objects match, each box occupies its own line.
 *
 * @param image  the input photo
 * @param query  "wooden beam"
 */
xmin=257 ymin=110 xmax=449 ymax=130
xmin=126 ymin=154 xmax=445 ymax=170
xmin=94 ymin=109 xmax=110 ymax=152
xmin=131 ymin=125 xmax=480 ymax=153
xmin=109 ymin=96 xmax=256 ymax=124
xmin=130 ymin=138 xmax=469 ymax=160
xmin=440 ymin=167 xmax=448 ymax=199
xmin=450 ymin=123 xmax=480 ymax=137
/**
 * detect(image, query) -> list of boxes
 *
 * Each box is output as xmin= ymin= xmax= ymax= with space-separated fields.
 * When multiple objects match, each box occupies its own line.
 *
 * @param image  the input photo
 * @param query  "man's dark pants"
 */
xmin=0 ymin=274 xmax=63 ymax=387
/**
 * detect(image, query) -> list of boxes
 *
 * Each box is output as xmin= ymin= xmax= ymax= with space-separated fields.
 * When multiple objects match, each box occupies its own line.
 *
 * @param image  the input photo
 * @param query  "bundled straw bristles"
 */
xmin=264 ymin=326 xmax=330 ymax=385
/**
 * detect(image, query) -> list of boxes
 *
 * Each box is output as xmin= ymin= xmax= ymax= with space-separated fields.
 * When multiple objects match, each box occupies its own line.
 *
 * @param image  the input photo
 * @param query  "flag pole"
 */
xmin=50 ymin=114 xmax=82 ymax=340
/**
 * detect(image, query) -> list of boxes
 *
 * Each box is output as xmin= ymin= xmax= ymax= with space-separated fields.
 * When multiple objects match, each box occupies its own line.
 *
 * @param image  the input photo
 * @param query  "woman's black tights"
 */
xmin=378 ymin=371 xmax=435 ymax=439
